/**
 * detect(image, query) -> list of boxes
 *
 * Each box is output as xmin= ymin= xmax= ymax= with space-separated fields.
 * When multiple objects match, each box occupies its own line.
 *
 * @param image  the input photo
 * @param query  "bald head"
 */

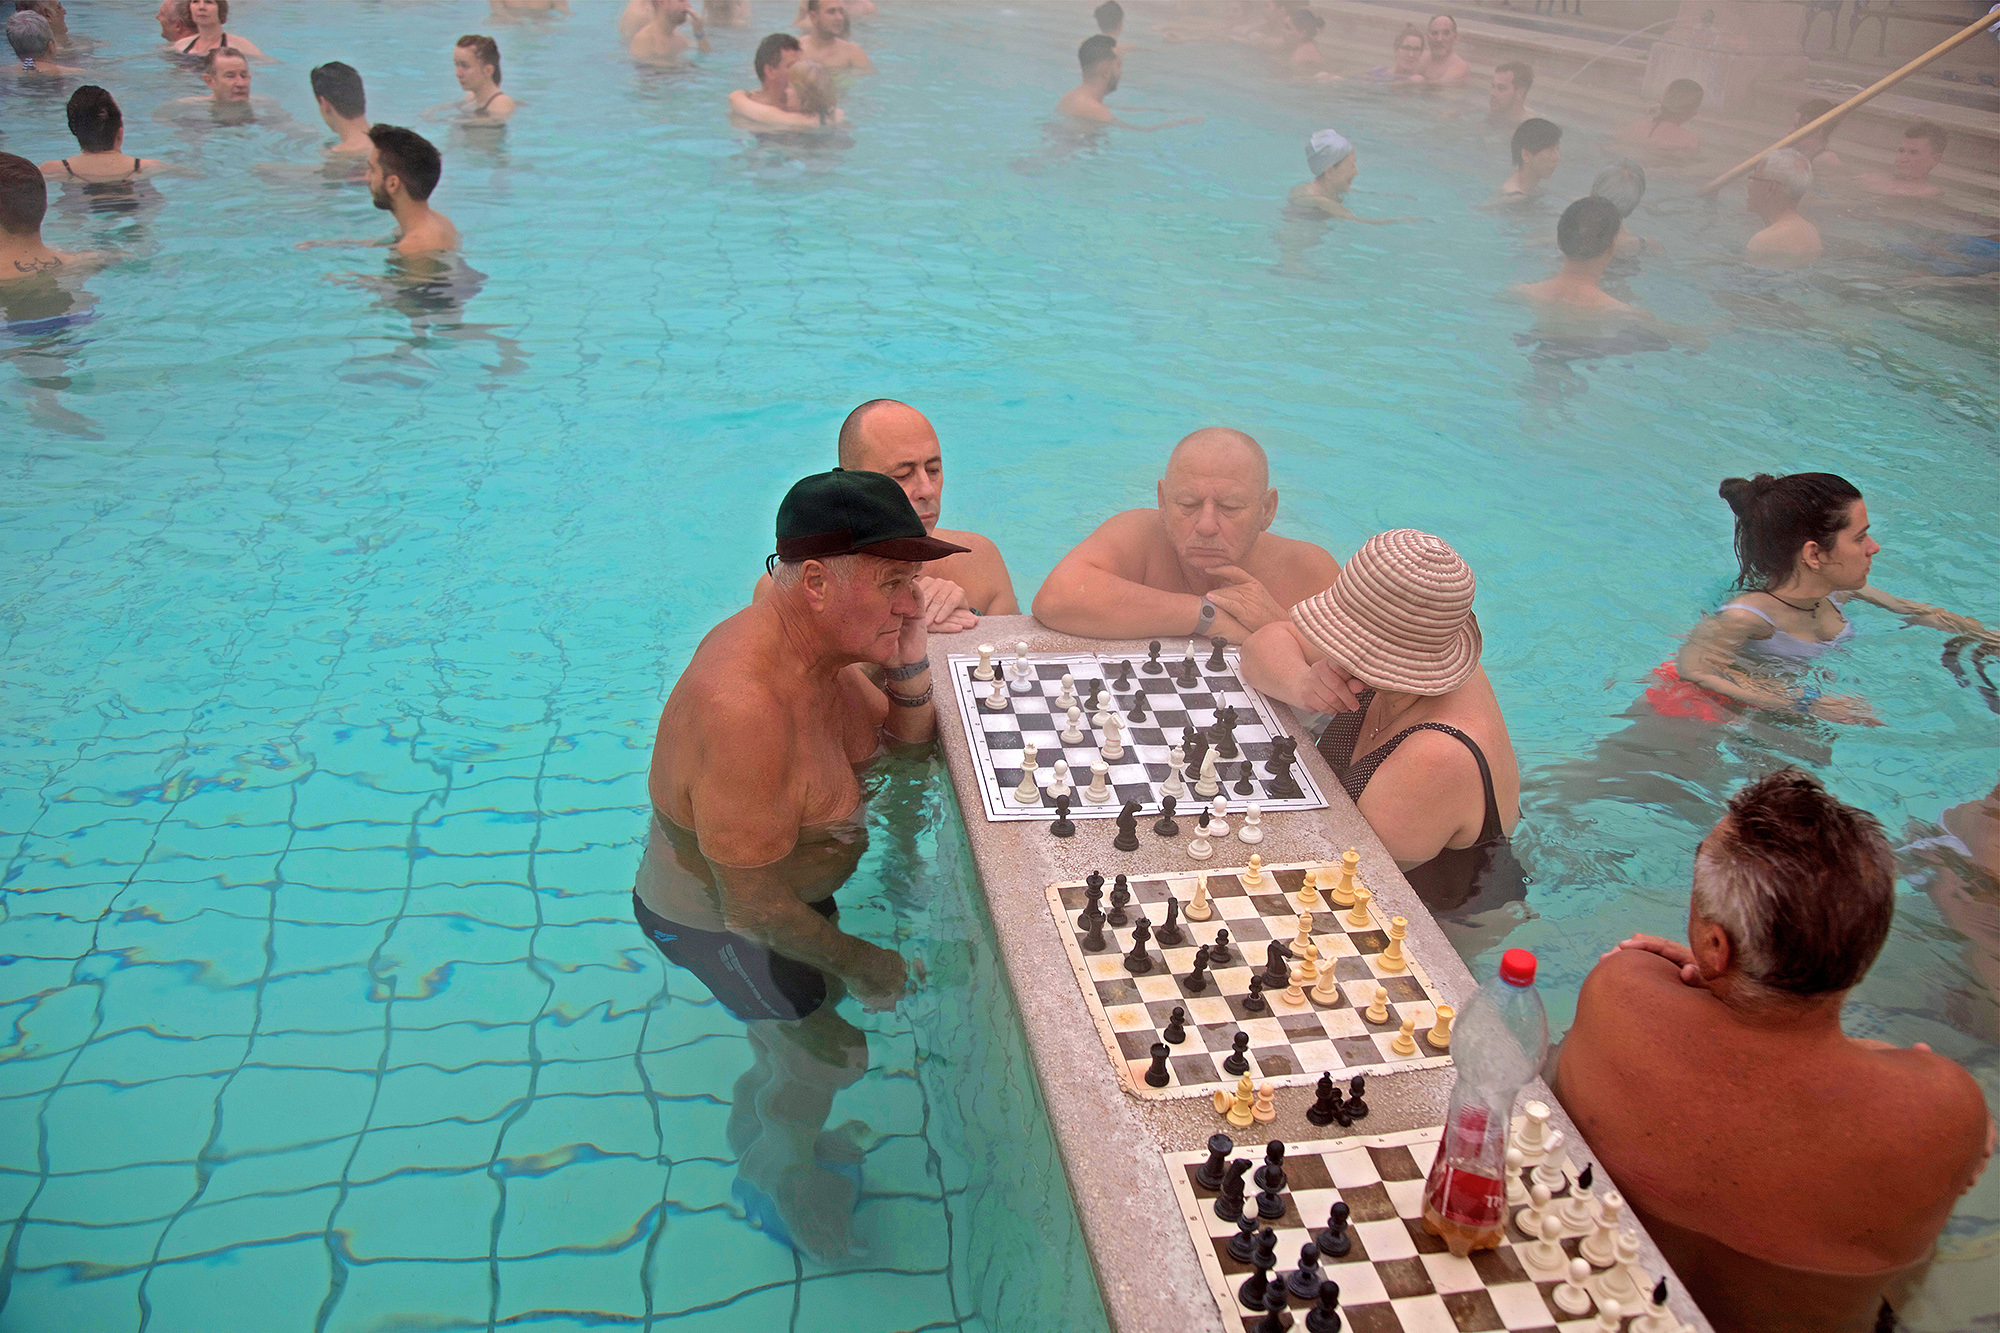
xmin=1166 ymin=428 xmax=1270 ymax=493
xmin=836 ymin=399 xmax=945 ymax=531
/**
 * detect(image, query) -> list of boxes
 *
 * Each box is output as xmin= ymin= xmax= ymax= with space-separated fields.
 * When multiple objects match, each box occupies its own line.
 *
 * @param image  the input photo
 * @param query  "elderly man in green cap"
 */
xmin=636 ymin=468 xmax=964 ymax=1260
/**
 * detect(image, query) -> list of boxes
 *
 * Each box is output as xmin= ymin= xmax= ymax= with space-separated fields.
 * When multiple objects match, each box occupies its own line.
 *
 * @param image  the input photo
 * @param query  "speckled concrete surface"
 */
xmin=930 ymin=617 xmax=1712 ymax=1333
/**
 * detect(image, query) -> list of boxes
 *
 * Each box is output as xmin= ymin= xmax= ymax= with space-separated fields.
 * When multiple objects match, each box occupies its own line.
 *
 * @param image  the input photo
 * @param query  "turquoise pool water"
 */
xmin=3 ymin=1 xmax=1997 ymax=1328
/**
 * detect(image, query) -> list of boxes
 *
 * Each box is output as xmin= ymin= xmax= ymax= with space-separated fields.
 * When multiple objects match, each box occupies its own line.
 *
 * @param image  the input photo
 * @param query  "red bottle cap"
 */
xmin=1498 ymin=948 xmax=1537 ymax=986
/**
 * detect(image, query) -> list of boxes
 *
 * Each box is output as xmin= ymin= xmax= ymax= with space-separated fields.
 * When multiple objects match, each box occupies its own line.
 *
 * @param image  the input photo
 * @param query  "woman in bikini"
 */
xmin=452 ymin=33 xmax=517 ymax=122
xmin=1242 ymin=530 xmax=1525 ymax=929
xmin=40 ymin=87 xmax=167 ymax=186
xmin=1656 ymin=472 xmax=2000 ymax=727
xmin=173 ymin=0 xmax=265 ymax=59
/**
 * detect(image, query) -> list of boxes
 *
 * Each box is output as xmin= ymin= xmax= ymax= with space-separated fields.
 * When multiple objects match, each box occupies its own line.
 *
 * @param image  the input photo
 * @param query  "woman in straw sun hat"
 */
xmin=1241 ymin=529 xmax=1524 ymax=922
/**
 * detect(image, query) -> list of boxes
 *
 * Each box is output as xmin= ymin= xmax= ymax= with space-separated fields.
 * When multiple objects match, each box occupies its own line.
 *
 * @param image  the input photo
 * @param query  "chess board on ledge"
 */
xmin=943 ymin=645 xmax=1329 ymax=822
xmin=1166 ymin=1124 xmax=1668 ymax=1333
xmin=1047 ymin=858 xmax=1454 ymax=1101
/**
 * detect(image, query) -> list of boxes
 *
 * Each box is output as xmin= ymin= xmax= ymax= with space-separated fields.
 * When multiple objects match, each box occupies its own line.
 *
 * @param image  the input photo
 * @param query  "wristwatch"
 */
xmin=1194 ymin=597 xmax=1217 ymax=637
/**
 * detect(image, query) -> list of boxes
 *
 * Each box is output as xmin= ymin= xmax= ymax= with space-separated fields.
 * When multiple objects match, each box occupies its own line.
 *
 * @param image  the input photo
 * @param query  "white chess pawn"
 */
xmin=1296 ymin=940 xmax=1319 ymax=985
xmin=1188 ymin=829 xmax=1213 ymax=861
xmin=1049 ymin=759 xmax=1072 ymax=800
xmin=1161 ymin=746 xmax=1187 ymax=799
xmin=1009 ymin=642 xmax=1035 ymax=692
xmin=1521 ymin=1210 xmax=1567 ymax=1278
xmin=1187 ymin=873 xmax=1211 ymax=920
xmin=1532 ymin=1130 xmax=1569 ymax=1193
xmin=1237 ymin=803 xmax=1263 ymax=844
xmin=1056 ymin=673 xmax=1078 ymax=710
xmin=1194 ymin=749 xmax=1220 ymax=798
xmin=1593 ymin=1300 xmax=1623 ymax=1332
xmin=1060 ymin=705 xmax=1085 ymax=744
xmin=1505 ymin=1147 xmax=1529 ymax=1206
xmin=1012 ymin=745 xmax=1040 ymax=804
xmin=1242 ymin=853 xmax=1263 ymax=886
xmin=1206 ymin=797 xmax=1230 ymax=839
xmin=1091 ymin=690 xmax=1111 ymax=730
xmin=981 ymin=680 xmax=1006 ymax=710
xmin=1581 ymin=1190 xmax=1623 ymax=1267
xmin=1101 ymin=713 xmax=1124 ymax=760
xmin=1552 ymin=1257 xmax=1593 ymax=1316
xmin=1516 ymin=1182 xmax=1552 ymax=1239
xmin=1083 ymin=759 xmax=1112 ymax=803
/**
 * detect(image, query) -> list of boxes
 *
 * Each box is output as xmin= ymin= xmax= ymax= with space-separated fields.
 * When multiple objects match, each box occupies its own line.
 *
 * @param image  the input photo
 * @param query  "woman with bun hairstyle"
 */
xmin=40 ymin=87 xmax=168 ymax=184
xmin=1651 ymin=473 xmax=1999 ymax=725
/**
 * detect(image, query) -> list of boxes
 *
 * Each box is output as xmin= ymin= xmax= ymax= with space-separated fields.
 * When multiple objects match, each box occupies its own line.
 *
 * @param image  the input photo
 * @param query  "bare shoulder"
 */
xmin=1257 ymin=531 xmax=1340 ymax=601
xmin=1579 ymin=945 xmax=1685 ymax=1008
xmin=934 ymin=525 xmax=1002 ymax=560
xmin=1071 ymin=508 xmax=1167 ymax=563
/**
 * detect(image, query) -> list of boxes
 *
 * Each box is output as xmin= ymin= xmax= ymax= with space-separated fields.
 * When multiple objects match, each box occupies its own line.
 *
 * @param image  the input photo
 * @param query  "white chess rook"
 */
xmin=973 ymin=643 xmax=995 ymax=680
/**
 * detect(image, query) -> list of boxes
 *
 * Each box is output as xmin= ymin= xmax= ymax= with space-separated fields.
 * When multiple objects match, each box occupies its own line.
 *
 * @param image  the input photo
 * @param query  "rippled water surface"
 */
xmin=3 ymin=1 xmax=1997 ymax=1329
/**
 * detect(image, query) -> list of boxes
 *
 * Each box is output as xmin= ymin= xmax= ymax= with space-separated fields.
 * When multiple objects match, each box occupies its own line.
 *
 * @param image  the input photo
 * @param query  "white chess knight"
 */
xmin=1083 ymin=758 xmax=1113 ymax=803
xmin=1101 ymin=713 xmax=1124 ymax=760
xmin=1532 ymin=1129 xmax=1569 ymax=1193
xmin=1187 ymin=873 xmax=1211 ymax=920
xmin=1194 ymin=749 xmax=1220 ymax=798
xmin=1012 ymin=744 xmax=1040 ymax=803
xmin=1162 ymin=747 xmax=1187 ymax=799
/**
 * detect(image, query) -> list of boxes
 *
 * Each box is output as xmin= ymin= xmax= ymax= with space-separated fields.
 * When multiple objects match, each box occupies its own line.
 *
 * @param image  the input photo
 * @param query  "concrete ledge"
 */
xmin=931 ymin=616 xmax=1712 ymax=1333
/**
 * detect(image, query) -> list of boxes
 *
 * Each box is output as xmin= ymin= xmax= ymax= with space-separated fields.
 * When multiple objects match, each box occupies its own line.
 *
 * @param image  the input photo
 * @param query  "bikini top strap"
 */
xmin=1720 ymin=601 xmax=1778 ymax=627
xmin=131 ymin=156 xmax=142 ymax=174
xmin=62 ymin=159 xmax=76 ymax=177
xmin=1313 ymin=687 xmax=1377 ymax=793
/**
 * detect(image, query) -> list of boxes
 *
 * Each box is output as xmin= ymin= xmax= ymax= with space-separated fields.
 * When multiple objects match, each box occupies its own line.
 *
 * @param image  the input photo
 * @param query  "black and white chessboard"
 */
xmin=1047 ymin=860 xmax=1453 ymax=1101
xmin=1166 ymin=1127 xmax=1663 ymax=1333
xmin=944 ymin=647 xmax=1329 ymax=822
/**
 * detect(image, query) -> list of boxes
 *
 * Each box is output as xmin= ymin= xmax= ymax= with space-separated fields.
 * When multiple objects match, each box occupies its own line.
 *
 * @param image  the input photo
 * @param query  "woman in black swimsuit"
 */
xmin=39 ymin=87 xmax=166 ymax=185
xmin=1241 ymin=529 xmax=1526 ymax=925
xmin=174 ymin=0 xmax=265 ymax=58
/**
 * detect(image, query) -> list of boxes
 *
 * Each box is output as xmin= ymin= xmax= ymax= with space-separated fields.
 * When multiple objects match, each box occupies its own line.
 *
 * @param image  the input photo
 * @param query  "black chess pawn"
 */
xmin=1227 ymin=1212 xmax=1260 ymax=1264
xmin=1106 ymin=877 xmax=1130 ymax=926
xmin=1110 ymin=657 xmax=1132 ymax=688
xmin=1314 ymin=1201 xmax=1351 ymax=1258
xmin=1209 ymin=927 xmax=1233 ymax=965
xmin=1222 ymin=1030 xmax=1251 ymax=1075
xmin=1156 ymin=893 xmax=1183 ymax=945
xmin=1143 ymin=640 xmax=1164 ymax=674
xmin=1255 ymin=1281 xmax=1289 ymax=1333
xmin=1213 ymin=1158 xmax=1250 ymax=1222
xmin=1163 ymin=1004 xmax=1188 ymax=1044
xmin=1255 ymin=1183 xmax=1286 ymax=1221
xmin=1184 ymin=945 xmax=1211 ymax=993
xmin=1237 ymin=1231 xmax=1276 ymax=1310
xmin=1194 ymin=1133 xmax=1234 ymax=1190
xmin=1344 ymin=1074 xmax=1368 ymax=1120
xmin=1144 ymin=1041 xmax=1171 ymax=1087
xmin=1305 ymin=1072 xmax=1342 ymax=1127
xmin=1234 ymin=761 xmax=1256 ymax=796
xmin=1123 ymin=919 xmax=1154 ymax=975
xmin=1207 ymin=636 xmax=1229 ymax=672
xmin=1153 ymin=794 xmax=1179 ymax=837
xmin=1050 ymin=795 xmax=1075 ymax=838
xmin=1254 ymin=1140 xmax=1287 ymax=1193
xmin=1285 ymin=1241 xmax=1324 ymax=1301
xmin=1243 ymin=975 xmax=1267 ymax=1014
xmin=1304 ymin=1281 xmax=1343 ymax=1333
xmin=1113 ymin=801 xmax=1141 ymax=852
xmin=1079 ymin=910 xmax=1106 ymax=953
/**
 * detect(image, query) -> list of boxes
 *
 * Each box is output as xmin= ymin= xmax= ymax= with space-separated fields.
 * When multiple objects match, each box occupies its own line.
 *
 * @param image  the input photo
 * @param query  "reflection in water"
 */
xmin=0 ymin=273 xmax=101 ymax=437
xmin=330 ymin=253 xmax=528 ymax=383
xmin=1903 ymin=775 xmax=2000 ymax=1047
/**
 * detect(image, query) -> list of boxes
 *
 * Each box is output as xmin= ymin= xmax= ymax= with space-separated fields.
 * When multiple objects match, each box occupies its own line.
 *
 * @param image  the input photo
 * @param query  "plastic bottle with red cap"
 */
xmin=1420 ymin=947 xmax=1550 ymax=1256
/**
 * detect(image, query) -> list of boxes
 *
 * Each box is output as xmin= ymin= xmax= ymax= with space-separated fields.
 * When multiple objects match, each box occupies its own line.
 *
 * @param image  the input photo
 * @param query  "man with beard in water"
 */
xmin=300 ymin=126 xmax=458 ymax=257
xmin=639 ymin=470 xmax=957 ymax=1259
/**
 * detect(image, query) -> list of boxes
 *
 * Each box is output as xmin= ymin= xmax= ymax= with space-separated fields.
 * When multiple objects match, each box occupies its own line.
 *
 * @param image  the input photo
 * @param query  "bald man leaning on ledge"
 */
xmin=1032 ymin=427 xmax=1341 ymax=643
xmin=754 ymin=400 xmax=1018 ymax=633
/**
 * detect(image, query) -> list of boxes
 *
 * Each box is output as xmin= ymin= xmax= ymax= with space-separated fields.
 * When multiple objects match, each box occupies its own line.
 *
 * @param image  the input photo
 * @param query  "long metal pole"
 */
xmin=1698 ymin=7 xmax=2000 ymax=196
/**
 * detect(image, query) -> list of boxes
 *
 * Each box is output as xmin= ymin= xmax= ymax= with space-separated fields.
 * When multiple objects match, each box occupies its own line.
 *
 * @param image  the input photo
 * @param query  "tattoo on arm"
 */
xmin=12 ymin=257 xmax=63 ymax=275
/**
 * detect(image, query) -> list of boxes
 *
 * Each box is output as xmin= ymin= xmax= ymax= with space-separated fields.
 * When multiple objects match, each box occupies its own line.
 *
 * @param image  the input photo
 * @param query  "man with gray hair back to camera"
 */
xmin=1556 ymin=770 xmax=1993 ymax=1333
xmin=1743 ymin=148 xmax=1820 ymax=266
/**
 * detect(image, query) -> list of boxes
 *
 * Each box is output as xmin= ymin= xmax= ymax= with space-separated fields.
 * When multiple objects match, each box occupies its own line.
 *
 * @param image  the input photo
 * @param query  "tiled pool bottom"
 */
xmin=0 ymin=728 xmax=1105 ymax=1332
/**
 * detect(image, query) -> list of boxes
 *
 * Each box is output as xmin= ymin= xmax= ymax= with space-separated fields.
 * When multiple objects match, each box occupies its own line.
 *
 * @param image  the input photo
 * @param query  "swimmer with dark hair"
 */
xmin=453 ymin=34 xmax=516 ymax=122
xmin=1368 ymin=25 xmax=1428 ymax=83
xmin=1513 ymin=196 xmax=1633 ymax=314
xmin=310 ymin=61 xmax=371 ymax=156
xmin=1057 ymin=33 xmax=1200 ymax=129
xmin=1287 ymin=129 xmax=1415 ymax=225
xmin=1417 ymin=13 xmax=1468 ymax=84
xmin=299 ymin=125 xmax=458 ymax=257
xmin=628 ymin=0 xmax=708 ymax=64
xmin=41 ymin=87 xmax=169 ymax=182
xmin=1 ymin=151 xmax=107 ymax=277
xmin=1497 ymin=117 xmax=1560 ymax=201
xmin=730 ymin=34 xmax=842 ymax=128
xmin=1791 ymin=97 xmax=1844 ymax=173
xmin=799 ymin=0 xmax=870 ymax=72
xmin=174 ymin=0 xmax=266 ymax=59
xmin=1856 ymin=122 xmax=1948 ymax=199
xmin=1618 ymin=77 xmax=1703 ymax=152
xmin=1488 ymin=61 xmax=1536 ymax=127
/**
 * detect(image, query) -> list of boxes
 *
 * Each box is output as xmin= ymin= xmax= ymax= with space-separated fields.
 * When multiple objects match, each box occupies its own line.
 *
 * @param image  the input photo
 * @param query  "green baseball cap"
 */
xmin=774 ymin=469 xmax=971 ymax=564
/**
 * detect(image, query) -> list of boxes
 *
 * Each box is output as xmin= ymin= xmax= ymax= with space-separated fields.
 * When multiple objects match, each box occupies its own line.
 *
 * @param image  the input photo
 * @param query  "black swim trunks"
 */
xmin=632 ymin=892 xmax=837 ymax=1023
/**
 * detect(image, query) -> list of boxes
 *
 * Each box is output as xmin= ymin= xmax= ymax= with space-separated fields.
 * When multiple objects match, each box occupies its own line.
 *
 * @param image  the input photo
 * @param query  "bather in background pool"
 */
xmin=2 ymin=2 xmax=1996 ymax=1328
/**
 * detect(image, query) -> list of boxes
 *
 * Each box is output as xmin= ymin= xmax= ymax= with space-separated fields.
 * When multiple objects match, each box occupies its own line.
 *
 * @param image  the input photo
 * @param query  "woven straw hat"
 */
xmin=1291 ymin=529 xmax=1481 ymax=696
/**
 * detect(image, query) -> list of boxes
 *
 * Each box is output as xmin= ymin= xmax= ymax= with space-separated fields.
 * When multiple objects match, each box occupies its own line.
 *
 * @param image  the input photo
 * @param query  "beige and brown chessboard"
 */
xmin=1045 ymin=857 xmax=1455 ymax=1101
xmin=1165 ymin=1125 xmax=1671 ymax=1333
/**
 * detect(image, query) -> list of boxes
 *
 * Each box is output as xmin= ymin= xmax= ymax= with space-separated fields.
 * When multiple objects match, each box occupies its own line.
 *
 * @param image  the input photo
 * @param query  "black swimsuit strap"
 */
xmin=1318 ymin=690 xmax=1503 ymax=841
xmin=62 ymin=159 xmax=76 ymax=177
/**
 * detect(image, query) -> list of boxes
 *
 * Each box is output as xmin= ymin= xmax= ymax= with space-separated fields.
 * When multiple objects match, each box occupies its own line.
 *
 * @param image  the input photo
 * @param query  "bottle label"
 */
xmin=1424 ymin=1161 xmax=1506 ymax=1231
